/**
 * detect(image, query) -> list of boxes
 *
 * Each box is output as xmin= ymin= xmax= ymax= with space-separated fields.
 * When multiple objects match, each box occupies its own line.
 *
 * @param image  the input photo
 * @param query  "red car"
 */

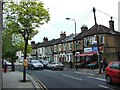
xmin=105 ymin=61 xmax=120 ymax=84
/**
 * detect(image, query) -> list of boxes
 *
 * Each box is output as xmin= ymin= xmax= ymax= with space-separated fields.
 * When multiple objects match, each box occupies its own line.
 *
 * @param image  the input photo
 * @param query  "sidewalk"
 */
xmin=2 ymin=70 xmax=41 ymax=89
xmin=64 ymin=67 xmax=106 ymax=79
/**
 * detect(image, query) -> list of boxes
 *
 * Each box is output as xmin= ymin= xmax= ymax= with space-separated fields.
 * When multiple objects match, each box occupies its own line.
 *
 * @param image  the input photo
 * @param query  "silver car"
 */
xmin=28 ymin=60 xmax=43 ymax=70
xmin=47 ymin=61 xmax=64 ymax=70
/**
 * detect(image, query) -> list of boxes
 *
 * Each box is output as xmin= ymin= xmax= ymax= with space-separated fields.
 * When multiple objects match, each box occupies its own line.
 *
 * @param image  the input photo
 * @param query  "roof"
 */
xmin=38 ymin=39 xmax=59 ymax=47
xmin=74 ymin=24 xmax=120 ymax=40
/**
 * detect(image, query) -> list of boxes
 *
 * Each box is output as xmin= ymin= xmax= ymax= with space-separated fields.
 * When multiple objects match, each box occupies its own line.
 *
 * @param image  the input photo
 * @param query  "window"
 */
xmin=58 ymin=44 xmax=61 ymax=51
xmin=100 ymin=35 xmax=105 ymax=44
xmin=64 ymin=43 xmax=67 ymax=51
xmin=109 ymin=63 xmax=119 ymax=70
xmin=118 ymin=64 xmax=120 ymax=70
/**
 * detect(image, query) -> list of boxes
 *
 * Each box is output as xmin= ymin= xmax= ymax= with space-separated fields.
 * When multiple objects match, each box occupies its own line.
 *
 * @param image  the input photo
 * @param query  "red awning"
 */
xmin=78 ymin=52 xmax=97 ymax=56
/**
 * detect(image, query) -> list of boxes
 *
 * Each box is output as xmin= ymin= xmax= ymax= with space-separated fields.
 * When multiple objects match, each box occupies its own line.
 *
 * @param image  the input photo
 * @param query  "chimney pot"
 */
xmin=81 ymin=25 xmax=88 ymax=32
xmin=109 ymin=16 xmax=114 ymax=31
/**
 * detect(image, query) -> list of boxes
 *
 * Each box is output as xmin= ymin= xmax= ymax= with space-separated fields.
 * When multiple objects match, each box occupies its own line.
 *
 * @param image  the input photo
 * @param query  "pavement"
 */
xmin=2 ymin=66 xmax=106 ymax=89
xmin=2 ymin=68 xmax=44 ymax=90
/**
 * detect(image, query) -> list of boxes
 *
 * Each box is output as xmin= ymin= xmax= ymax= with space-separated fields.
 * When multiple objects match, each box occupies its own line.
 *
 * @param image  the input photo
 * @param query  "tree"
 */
xmin=2 ymin=25 xmax=18 ymax=60
xmin=4 ymin=1 xmax=50 ymax=81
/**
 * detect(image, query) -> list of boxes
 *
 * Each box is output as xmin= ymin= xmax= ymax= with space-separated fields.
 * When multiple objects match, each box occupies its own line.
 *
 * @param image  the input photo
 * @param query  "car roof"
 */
xmin=31 ymin=59 xmax=39 ymax=61
xmin=109 ymin=61 xmax=120 ymax=64
xmin=110 ymin=61 xmax=120 ymax=63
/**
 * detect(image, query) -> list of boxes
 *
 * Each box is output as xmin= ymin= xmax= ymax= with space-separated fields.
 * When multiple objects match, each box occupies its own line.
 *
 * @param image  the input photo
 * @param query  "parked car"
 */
xmin=28 ymin=60 xmax=43 ymax=70
xmin=39 ymin=59 xmax=49 ymax=69
xmin=47 ymin=61 xmax=64 ymax=70
xmin=105 ymin=61 xmax=120 ymax=84
xmin=86 ymin=62 xmax=98 ymax=69
xmin=3 ymin=60 xmax=12 ymax=66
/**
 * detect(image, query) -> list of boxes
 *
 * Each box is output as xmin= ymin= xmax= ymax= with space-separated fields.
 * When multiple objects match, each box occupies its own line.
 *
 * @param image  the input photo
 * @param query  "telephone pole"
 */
xmin=93 ymin=7 xmax=101 ymax=74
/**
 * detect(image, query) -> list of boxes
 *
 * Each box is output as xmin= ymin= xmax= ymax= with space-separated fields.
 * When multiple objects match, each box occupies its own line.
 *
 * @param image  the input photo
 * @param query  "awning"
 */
xmin=77 ymin=52 xmax=97 ymax=56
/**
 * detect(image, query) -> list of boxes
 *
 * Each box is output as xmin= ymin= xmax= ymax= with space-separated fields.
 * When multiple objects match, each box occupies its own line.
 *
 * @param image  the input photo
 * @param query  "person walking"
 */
xmin=102 ymin=58 xmax=108 ymax=73
xmin=3 ymin=61 xmax=8 ymax=73
xmin=69 ymin=60 xmax=73 ymax=68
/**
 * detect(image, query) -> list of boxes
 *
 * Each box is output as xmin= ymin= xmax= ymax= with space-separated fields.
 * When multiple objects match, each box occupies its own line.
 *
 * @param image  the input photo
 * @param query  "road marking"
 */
xmin=75 ymin=71 xmax=94 ymax=76
xmin=33 ymin=76 xmax=48 ymax=90
xmin=62 ymin=74 xmax=82 ymax=81
xmin=99 ymin=85 xmax=115 ymax=90
xmin=87 ymin=76 xmax=106 ymax=81
xmin=99 ymin=85 xmax=109 ymax=89
xmin=44 ymin=70 xmax=56 ymax=73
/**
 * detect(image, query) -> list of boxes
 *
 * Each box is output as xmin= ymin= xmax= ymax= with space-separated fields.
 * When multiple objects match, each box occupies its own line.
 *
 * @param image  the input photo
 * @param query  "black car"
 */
xmin=39 ymin=59 xmax=49 ymax=69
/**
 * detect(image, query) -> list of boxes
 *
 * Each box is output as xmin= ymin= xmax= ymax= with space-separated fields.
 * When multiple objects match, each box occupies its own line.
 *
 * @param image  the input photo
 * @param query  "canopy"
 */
xmin=77 ymin=52 xmax=97 ymax=56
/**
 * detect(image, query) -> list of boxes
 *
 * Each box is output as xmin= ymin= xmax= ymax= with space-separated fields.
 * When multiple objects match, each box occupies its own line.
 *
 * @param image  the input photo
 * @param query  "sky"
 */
xmin=30 ymin=0 xmax=120 ymax=43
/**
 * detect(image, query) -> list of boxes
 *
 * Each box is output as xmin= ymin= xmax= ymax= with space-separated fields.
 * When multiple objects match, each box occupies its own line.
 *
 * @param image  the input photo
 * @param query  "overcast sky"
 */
xmin=30 ymin=0 xmax=120 ymax=43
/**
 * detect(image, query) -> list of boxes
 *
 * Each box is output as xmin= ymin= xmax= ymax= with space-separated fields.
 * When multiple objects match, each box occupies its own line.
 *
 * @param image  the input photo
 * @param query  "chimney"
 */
xmin=60 ymin=31 xmax=66 ymax=38
xmin=109 ymin=17 xmax=114 ymax=31
xmin=31 ymin=41 xmax=35 ymax=45
xmin=43 ymin=37 xmax=48 ymax=42
xmin=81 ymin=25 xmax=88 ymax=32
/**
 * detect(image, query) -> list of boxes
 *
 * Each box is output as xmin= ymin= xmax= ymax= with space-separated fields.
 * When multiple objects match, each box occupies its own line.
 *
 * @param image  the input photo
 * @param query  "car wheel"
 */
xmin=60 ymin=69 xmax=63 ymax=71
xmin=41 ymin=68 xmax=43 ymax=70
xmin=31 ymin=66 xmax=35 ymax=70
xmin=52 ymin=67 xmax=55 ymax=70
xmin=106 ymin=75 xmax=112 ymax=84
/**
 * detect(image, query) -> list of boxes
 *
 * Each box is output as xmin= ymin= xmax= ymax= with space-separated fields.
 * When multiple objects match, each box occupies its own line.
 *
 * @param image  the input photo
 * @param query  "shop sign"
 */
xmin=84 ymin=48 xmax=92 ymax=52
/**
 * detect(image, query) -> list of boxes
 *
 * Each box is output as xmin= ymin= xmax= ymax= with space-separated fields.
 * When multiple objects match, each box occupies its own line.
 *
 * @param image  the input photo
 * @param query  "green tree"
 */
xmin=2 ymin=25 xmax=18 ymax=60
xmin=4 ymin=1 xmax=50 ymax=81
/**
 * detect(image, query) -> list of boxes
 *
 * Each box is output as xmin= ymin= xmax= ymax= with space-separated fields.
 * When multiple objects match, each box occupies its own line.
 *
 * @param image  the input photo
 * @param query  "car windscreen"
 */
xmin=32 ymin=60 xmax=40 ymax=63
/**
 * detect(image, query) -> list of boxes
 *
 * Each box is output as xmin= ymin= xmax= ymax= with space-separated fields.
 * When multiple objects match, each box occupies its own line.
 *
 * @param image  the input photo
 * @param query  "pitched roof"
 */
xmin=62 ymin=33 xmax=74 ymax=42
xmin=38 ymin=38 xmax=59 ymax=47
xmin=75 ymin=24 xmax=120 ymax=40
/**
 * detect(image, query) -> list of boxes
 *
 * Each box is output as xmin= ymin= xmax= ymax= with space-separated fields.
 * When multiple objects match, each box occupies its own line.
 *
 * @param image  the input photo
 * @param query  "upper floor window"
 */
xmin=76 ymin=41 xmax=79 ymax=50
xmin=54 ymin=45 xmax=57 ymax=52
xmin=68 ymin=42 xmax=72 ymax=50
xmin=100 ymin=35 xmax=105 ymax=44
xmin=58 ymin=44 xmax=62 ymax=51
xmin=63 ymin=43 xmax=67 ymax=51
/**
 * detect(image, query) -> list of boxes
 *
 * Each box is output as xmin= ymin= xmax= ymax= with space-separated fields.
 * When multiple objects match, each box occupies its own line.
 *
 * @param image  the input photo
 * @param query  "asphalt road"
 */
xmin=16 ymin=65 xmax=120 ymax=90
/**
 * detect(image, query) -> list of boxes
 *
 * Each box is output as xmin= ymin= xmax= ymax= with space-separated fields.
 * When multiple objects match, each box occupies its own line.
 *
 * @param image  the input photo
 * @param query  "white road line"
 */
xmin=44 ymin=70 xmax=56 ymax=73
xmin=87 ymin=76 xmax=106 ymax=81
xmin=75 ymin=71 xmax=94 ymax=76
xmin=99 ymin=85 xmax=109 ymax=89
xmin=62 ymin=74 xmax=82 ymax=81
xmin=99 ymin=85 xmax=115 ymax=90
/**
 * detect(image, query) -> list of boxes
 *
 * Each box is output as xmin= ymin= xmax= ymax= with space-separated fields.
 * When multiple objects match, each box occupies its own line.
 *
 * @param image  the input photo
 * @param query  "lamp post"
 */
xmin=66 ymin=18 xmax=77 ymax=71
xmin=0 ymin=1 xmax=3 ymax=89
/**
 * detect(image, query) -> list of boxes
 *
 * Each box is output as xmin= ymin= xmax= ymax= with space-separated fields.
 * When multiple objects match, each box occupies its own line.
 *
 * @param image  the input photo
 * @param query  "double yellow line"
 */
xmin=33 ymin=75 xmax=48 ymax=90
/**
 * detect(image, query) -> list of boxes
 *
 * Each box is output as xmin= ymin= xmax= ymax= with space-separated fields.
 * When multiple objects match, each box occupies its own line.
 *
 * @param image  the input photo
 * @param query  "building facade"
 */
xmin=31 ymin=18 xmax=120 ymax=65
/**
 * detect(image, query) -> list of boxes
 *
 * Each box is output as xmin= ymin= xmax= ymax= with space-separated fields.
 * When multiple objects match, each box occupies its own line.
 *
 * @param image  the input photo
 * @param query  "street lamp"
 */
xmin=66 ymin=18 xmax=77 ymax=71
xmin=0 ymin=1 xmax=3 ymax=89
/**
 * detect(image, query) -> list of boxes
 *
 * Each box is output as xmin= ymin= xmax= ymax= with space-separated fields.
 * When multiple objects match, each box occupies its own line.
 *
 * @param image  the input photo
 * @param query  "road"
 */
xmin=16 ymin=65 xmax=120 ymax=89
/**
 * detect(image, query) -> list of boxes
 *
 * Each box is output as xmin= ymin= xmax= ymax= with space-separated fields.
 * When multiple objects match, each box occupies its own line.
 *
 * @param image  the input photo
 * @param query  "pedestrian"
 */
xmin=69 ymin=60 xmax=72 ymax=68
xmin=102 ymin=58 xmax=108 ymax=73
xmin=3 ymin=61 xmax=8 ymax=73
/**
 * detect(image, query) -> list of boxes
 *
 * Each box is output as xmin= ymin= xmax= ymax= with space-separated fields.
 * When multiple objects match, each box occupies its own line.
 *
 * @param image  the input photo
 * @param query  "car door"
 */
xmin=109 ymin=63 xmax=120 ymax=83
xmin=116 ymin=63 xmax=120 ymax=83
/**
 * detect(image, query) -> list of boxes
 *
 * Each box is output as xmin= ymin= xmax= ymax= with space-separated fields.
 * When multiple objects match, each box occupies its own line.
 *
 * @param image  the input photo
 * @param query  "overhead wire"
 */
xmin=96 ymin=9 xmax=120 ymax=21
